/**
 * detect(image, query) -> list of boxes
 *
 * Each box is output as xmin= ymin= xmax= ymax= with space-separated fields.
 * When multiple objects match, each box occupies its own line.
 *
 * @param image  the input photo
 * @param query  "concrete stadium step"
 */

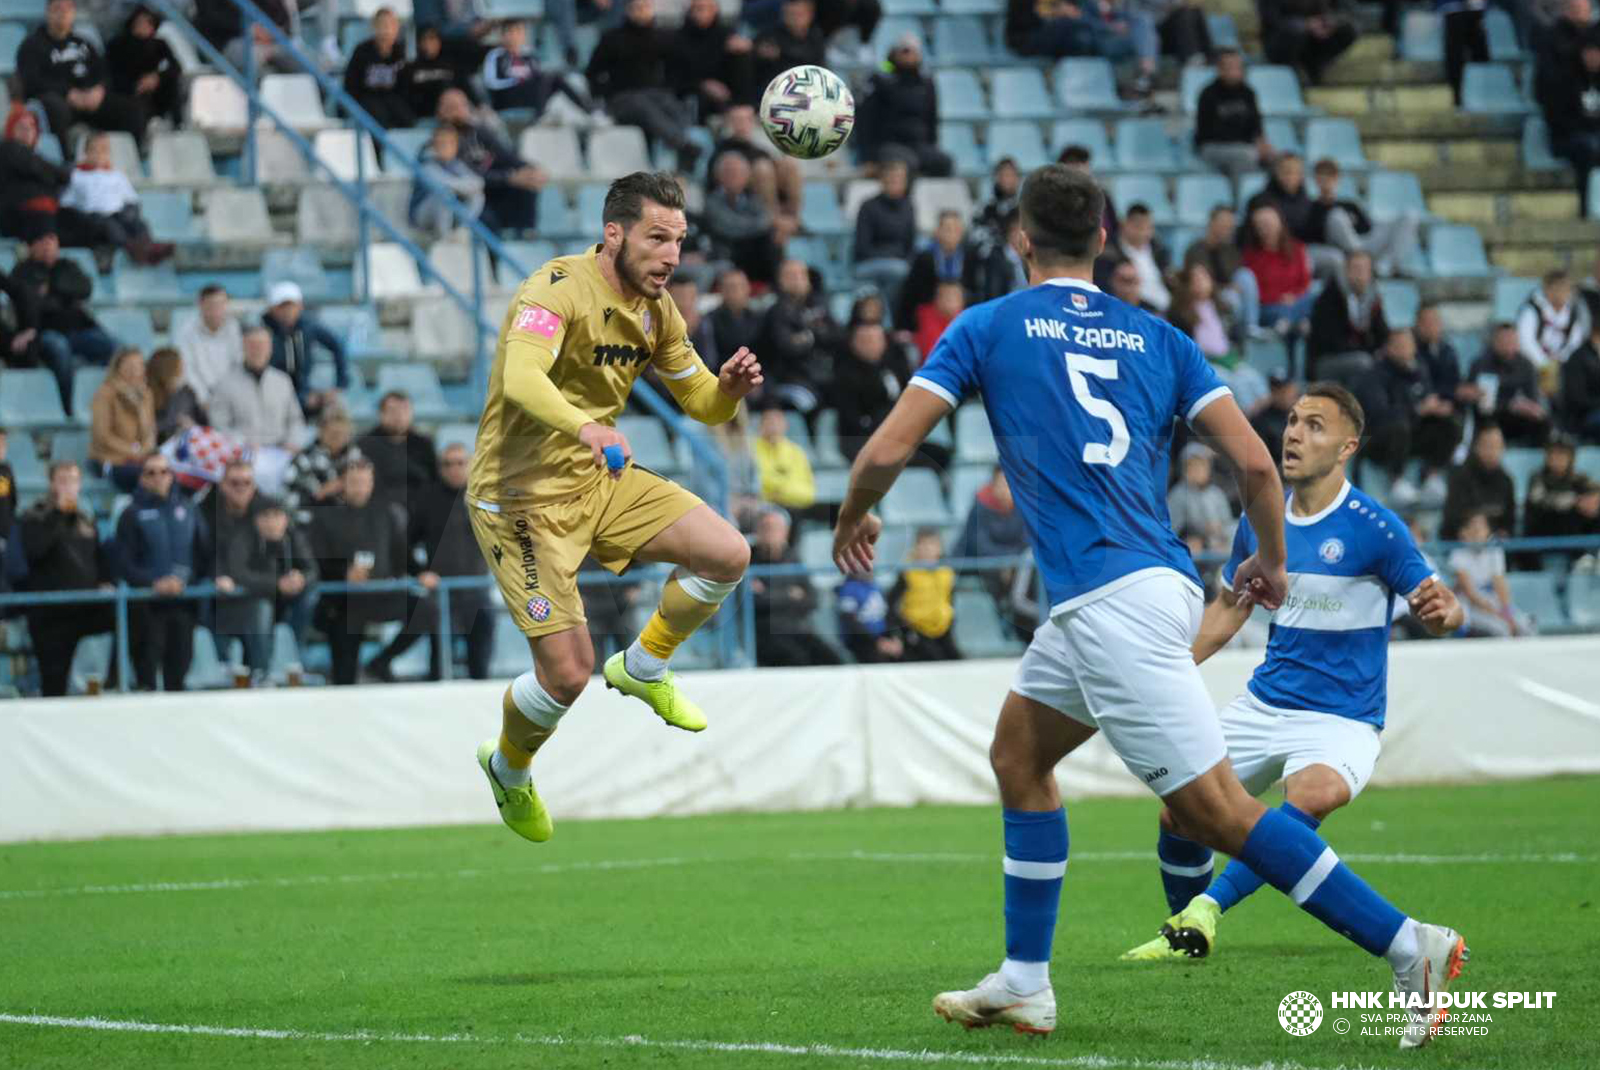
xmin=1478 ymin=220 xmax=1600 ymax=247
xmin=1349 ymin=112 xmax=1522 ymax=140
xmin=1321 ymin=59 xmax=1445 ymax=87
xmin=1307 ymin=84 xmax=1456 ymax=115
xmin=1427 ymin=190 xmax=1579 ymax=226
xmin=1414 ymin=165 xmax=1572 ymax=192
xmin=1368 ymin=139 xmax=1519 ymax=170
xmin=1491 ymin=247 xmax=1594 ymax=275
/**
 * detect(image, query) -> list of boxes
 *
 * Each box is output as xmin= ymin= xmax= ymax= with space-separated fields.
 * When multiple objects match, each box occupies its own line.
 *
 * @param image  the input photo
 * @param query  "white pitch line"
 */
xmin=794 ymin=850 xmax=1596 ymax=866
xmin=0 ymin=1012 xmax=1475 ymax=1070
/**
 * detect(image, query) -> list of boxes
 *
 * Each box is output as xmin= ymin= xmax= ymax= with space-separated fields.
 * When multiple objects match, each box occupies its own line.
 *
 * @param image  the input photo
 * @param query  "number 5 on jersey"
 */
xmin=1066 ymin=353 xmax=1129 ymax=467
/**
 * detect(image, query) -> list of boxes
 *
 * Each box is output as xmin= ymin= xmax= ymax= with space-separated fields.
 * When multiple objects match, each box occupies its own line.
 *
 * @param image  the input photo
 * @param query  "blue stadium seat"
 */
xmin=1569 ymin=572 xmax=1600 ymax=628
xmin=986 ymin=121 xmax=1049 ymax=172
xmin=800 ymin=183 xmax=846 ymax=235
xmin=615 ymin=416 xmax=675 ymax=472
xmin=1367 ymin=170 xmax=1428 ymax=223
xmin=318 ymin=305 xmax=382 ymax=356
xmin=141 ymin=190 xmax=200 ymax=243
xmin=112 ymin=256 xmax=182 ymax=303
xmin=382 ymin=126 xmax=431 ymax=174
xmin=1377 ymin=280 xmax=1420 ymax=328
xmin=1244 ymin=336 xmax=1289 ymax=373
xmin=374 ymin=363 xmax=450 ymax=421
xmin=1052 ymin=57 xmax=1122 ymax=112
xmin=0 ymin=23 xmax=26 ymax=77
xmin=184 ymin=628 xmax=230 ymax=689
xmin=953 ymin=589 xmax=1024 ymax=657
xmin=1428 ymin=225 xmax=1492 ymax=277
xmin=1522 ymin=116 xmax=1563 ymax=170
xmin=535 ymin=188 xmax=578 ymax=236
xmin=1577 ymin=446 xmax=1600 ymax=483
xmin=1109 ymin=174 xmax=1175 ymax=225
xmin=0 ymin=0 xmax=43 ymax=17
xmin=36 ymin=131 xmax=62 ymax=164
xmin=498 ymin=240 xmax=557 ymax=285
xmin=1506 ymin=571 xmax=1568 ymax=631
xmin=939 ymin=122 xmax=985 ymax=176
xmin=955 ymin=404 xmax=997 ymax=463
xmin=1246 ymin=65 xmax=1311 ymax=116
xmin=435 ymin=421 xmax=477 ymax=454
xmin=489 ymin=613 xmax=529 ymax=676
xmin=575 ymin=184 xmax=608 ymax=224
xmin=1206 ymin=13 xmax=1240 ymax=52
xmin=1589 ymin=172 xmax=1600 ymax=221
xmin=0 ymin=369 xmax=68 ymax=427
xmin=1304 ymin=117 xmax=1367 ymax=169
xmin=942 ymin=0 xmax=1001 ymax=12
xmin=8 ymin=428 xmax=48 ymax=493
xmin=60 ymin=247 xmax=100 ymax=285
xmin=882 ymin=0 xmax=936 ymax=13
xmin=50 ymin=429 xmax=89 ymax=461
xmin=1493 ymin=276 xmax=1537 ymax=321
xmin=1401 ymin=9 xmax=1443 ymax=61
xmin=1179 ymin=66 xmax=1212 ymax=114
xmin=1263 ymin=116 xmax=1302 ymax=157
xmin=812 ymin=408 xmax=849 ymax=468
xmin=96 ymin=307 xmax=156 ymax=354
xmin=1501 ymin=447 xmax=1545 ymax=503
xmin=950 ymin=464 xmax=991 ymax=518
xmin=1049 ymin=118 xmax=1110 ymax=167
xmin=935 ymin=69 xmax=988 ymax=122
xmin=882 ymin=468 xmax=953 ymax=526
xmin=798 ymin=528 xmax=836 ymax=571
xmin=261 ymin=248 xmax=332 ymax=304
xmin=1176 ymin=173 xmax=1232 ymax=227
xmin=870 ymin=16 xmax=925 ymax=57
xmin=1484 ymin=6 xmax=1522 ymax=60
xmin=934 ymin=17 xmax=998 ymax=66
xmin=991 ymin=68 xmax=1054 ymax=120
xmin=814 ymin=469 xmax=850 ymax=505
xmin=482 ymin=0 xmax=544 ymax=15
xmin=1461 ymin=64 xmax=1531 ymax=115
xmin=787 ymin=236 xmax=848 ymax=290
xmin=1113 ymin=118 xmax=1180 ymax=171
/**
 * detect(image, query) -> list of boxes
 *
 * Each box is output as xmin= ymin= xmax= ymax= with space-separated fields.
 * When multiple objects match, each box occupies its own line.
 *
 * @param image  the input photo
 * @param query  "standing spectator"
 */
xmin=401 ymin=26 xmax=479 ymax=119
xmin=707 ymin=104 xmax=802 ymax=224
xmin=1240 ymin=202 xmax=1315 ymax=342
xmin=204 ymin=459 xmax=263 ymax=568
xmin=263 ymin=281 xmax=350 ymax=418
xmin=344 ymin=8 xmax=416 ymax=129
xmin=752 ymin=405 xmax=819 ymax=520
xmin=1443 ymin=421 xmax=1517 ymax=538
xmin=914 ymin=282 xmax=965 ymax=360
xmin=1167 ymin=444 xmax=1234 ymax=553
xmin=309 ymin=457 xmax=409 ymax=685
xmin=833 ymin=320 xmax=911 ymax=460
xmin=966 ymin=208 xmax=1028 ymax=305
xmin=0 ymin=107 xmax=70 ymax=243
xmin=1467 ymin=322 xmax=1552 ymax=446
xmin=481 ymin=19 xmax=597 ymax=121
xmin=1194 ymin=49 xmax=1271 ymax=186
xmin=1250 ymin=373 xmax=1301 ymax=467
xmin=754 ymin=0 xmax=827 ymax=94
xmin=972 ymin=157 xmax=1022 ymax=241
xmin=1439 ymin=0 xmax=1490 ymax=106
xmin=175 ymin=285 xmax=243 ymax=406
xmin=859 ymin=35 xmax=953 ymax=178
xmin=1167 ymin=263 xmax=1234 ymax=360
xmin=213 ymin=496 xmax=316 ymax=682
xmin=1185 ymin=205 xmax=1261 ymax=340
xmin=208 ymin=326 xmax=306 ymax=492
xmin=1449 ymin=510 xmax=1535 ymax=636
xmin=670 ymin=0 xmax=754 ymax=118
xmin=146 ymin=346 xmax=208 ymax=443
xmin=105 ymin=4 xmax=181 ymax=130
xmin=586 ymin=0 xmax=703 ymax=172
xmin=1106 ymin=203 xmax=1171 ymax=312
xmin=363 ymin=443 xmax=494 ymax=681
xmin=853 ymin=157 xmax=917 ymax=302
xmin=1308 ymin=249 xmax=1388 ymax=381
xmin=703 ymin=151 xmax=786 ymax=286
xmin=284 ymin=407 xmax=363 ymax=526
xmin=14 ymin=228 xmax=118 ymax=396
xmin=87 ymin=347 xmax=155 ymax=491
xmin=953 ymin=466 xmax=1034 ymax=637
xmin=1516 ymin=270 xmax=1591 ymax=372
xmin=888 ymin=528 xmax=961 ymax=662
xmin=17 ymin=0 xmax=147 ymax=144
xmin=408 ymin=124 xmax=487 ymax=239
xmin=358 ymin=391 xmax=439 ymax=513
xmin=60 ymin=132 xmax=173 ymax=265
xmin=435 ymin=88 xmax=546 ymax=235
xmin=758 ymin=257 xmax=839 ymax=413
xmin=709 ymin=268 xmax=763 ymax=372
xmin=1355 ymin=327 xmax=1431 ymax=501
xmin=1306 ymin=157 xmax=1418 ymax=279
xmin=1536 ymin=29 xmax=1600 ymax=213
xmin=1259 ymin=0 xmax=1356 ymax=85
xmin=836 ymin=569 xmax=902 ymax=663
xmin=1562 ymin=317 xmax=1600 ymax=439
xmin=749 ymin=507 xmax=841 ymax=667
xmin=16 ymin=461 xmax=112 ymax=696
xmin=899 ymin=211 xmax=972 ymax=328
xmin=1525 ymin=435 xmax=1600 ymax=562
xmin=114 ymin=452 xmax=204 ymax=691
xmin=1108 ymin=258 xmax=1158 ymax=314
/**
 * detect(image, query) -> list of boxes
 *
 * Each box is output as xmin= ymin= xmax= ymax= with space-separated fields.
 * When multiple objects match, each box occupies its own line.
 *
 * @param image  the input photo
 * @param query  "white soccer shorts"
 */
xmin=1219 ymin=691 xmax=1382 ymax=800
xmin=1011 ymin=570 xmax=1226 ymax=797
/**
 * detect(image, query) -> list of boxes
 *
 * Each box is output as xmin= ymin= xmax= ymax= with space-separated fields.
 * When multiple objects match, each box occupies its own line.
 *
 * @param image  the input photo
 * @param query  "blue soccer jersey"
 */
xmin=1221 ymin=481 xmax=1435 ymax=727
xmin=911 ymin=277 xmax=1231 ymax=613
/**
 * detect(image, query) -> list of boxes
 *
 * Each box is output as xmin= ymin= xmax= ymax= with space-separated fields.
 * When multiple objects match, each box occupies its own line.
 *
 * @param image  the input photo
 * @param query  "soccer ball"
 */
xmin=759 ymin=65 xmax=856 ymax=160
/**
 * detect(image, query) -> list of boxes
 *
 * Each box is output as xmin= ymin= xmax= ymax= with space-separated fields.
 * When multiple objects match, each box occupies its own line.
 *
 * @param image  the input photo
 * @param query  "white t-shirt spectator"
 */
xmin=174 ymin=314 xmax=245 ymax=406
xmin=1447 ymin=543 xmax=1506 ymax=593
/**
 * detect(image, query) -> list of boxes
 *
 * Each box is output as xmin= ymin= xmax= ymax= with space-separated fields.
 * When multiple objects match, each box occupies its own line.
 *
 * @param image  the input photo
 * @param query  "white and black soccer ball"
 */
xmin=759 ymin=65 xmax=855 ymax=160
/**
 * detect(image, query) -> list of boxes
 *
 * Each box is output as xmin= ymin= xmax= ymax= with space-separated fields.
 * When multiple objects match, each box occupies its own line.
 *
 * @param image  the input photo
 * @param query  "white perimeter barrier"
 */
xmin=3 ymin=637 xmax=1599 ymax=842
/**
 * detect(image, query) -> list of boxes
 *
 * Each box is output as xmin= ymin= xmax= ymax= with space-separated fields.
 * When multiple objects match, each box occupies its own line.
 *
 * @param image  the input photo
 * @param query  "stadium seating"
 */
xmin=1245 ymin=66 xmax=1312 ymax=116
xmin=1303 ymin=118 xmax=1367 ymax=170
xmin=1378 ymin=280 xmax=1420 ymax=328
xmin=262 ymin=248 xmax=334 ymax=304
xmin=881 ymin=468 xmax=953 ymax=526
xmin=260 ymin=74 xmax=333 ymax=131
xmin=1052 ymin=58 xmax=1122 ymax=112
xmin=954 ymin=405 xmax=997 ymax=463
xmin=588 ymin=127 xmax=651 ymax=175
xmin=374 ymin=363 xmax=451 ymax=421
xmin=1493 ymin=276 xmax=1537 ymax=321
xmin=0 ymin=370 xmax=68 ymax=428
xmin=1428 ymin=226 xmax=1494 ymax=277
xmin=990 ymin=68 xmax=1055 ymax=120
xmin=1367 ymin=170 xmax=1428 ymax=223
xmin=1049 ymin=118 xmax=1111 ymax=167
xmin=952 ymin=589 xmax=1023 ymax=657
xmin=149 ymin=131 xmax=220 ymax=186
xmin=188 ymin=74 xmax=250 ymax=130
xmin=1114 ymin=118 xmax=1181 ymax=171
xmin=933 ymin=17 xmax=998 ymax=66
xmin=1176 ymin=173 xmax=1232 ymax=227
xmin=1461 ymin=64 xmax=1532 ymax=115
xmin=985 ymin=121 xmax=1049 ymax=172
xmin=934 ymin=70 xmax=987 ymax=122
xmin=203 ymin=188 xmax=277 ymax=244
xmin=1110 ymin=174 xmax=1176 ymax=225
xmin=1506 ymin=572 xmax=1568 ymax=631
xmin=255 ymin=128 xmax=314 ymax=183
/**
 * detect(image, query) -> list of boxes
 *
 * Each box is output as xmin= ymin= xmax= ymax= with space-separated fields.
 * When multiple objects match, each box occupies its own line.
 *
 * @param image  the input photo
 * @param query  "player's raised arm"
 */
xmin=651 ymin=296 xmax=762 ymax=426
xmin=832 ymin=384 xmax=950 ymax=574
xmin=1190 ymin=393 xmax=1287 ymax=609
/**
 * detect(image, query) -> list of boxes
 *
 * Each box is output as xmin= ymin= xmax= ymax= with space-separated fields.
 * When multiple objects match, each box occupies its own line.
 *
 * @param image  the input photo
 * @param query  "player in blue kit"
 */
xmin=1123 ymin=385 xmax=1465 ymax=981
xmin=830 ymin=165 xmax=1468 ymax=1049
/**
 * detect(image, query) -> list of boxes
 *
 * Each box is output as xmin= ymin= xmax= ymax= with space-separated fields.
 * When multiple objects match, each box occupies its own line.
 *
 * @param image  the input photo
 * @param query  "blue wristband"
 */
xmin=603 ymin=445 xmax=626 ymax=471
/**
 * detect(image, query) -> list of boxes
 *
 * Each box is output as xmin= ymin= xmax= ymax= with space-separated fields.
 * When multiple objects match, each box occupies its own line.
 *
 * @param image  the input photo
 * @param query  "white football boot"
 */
xmin=1393 ymin=923 xmax=1470 ymax=1050
xmin=932 ymin=972 xmax=1056 ymax=1035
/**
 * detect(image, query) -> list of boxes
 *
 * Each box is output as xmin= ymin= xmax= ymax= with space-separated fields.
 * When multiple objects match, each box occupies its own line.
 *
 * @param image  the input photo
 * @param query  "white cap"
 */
xmin=267 ymin=281 xmax=303 ymax=307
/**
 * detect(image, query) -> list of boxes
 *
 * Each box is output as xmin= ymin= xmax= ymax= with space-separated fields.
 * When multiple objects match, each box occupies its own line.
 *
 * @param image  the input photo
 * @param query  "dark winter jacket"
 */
xmin=0 ymin=139 xmax=69 ymax=217
xmin=1525 ymin=466 xmax=1600 ymax=540
xmin=1537 ymin=48 xmax=1600 ymax=139
xmin=834 ymin=349 xmax=912 ymax=456
xmin=344 ymin=38 xmax=409 ymax=98
xmin=1357 ymin=357 xmax=1429 ymax=434
xmin=402 ymin=55 xmax=477 ymax=116
xmin=709 ymin=304 xmax=763 ymax=372
xmin=114 ymin=485 xmax=204 ymax=586
xmin=1441 ymin=455 xmax=1517 ymax=539
xmin=668 ymin=15 xmax=752 ymax=105
xmin=12 ymin=256 xmax=98 ymax=333
xmin=1305 ymin=196 xmax=1372 ymax=245
xmin=853 ymin=193 xmax=916 ymax=263
xmin=451 ymin=119 xmax=528 ymax=189
xmin=219 ymin=523 xmax=318 ymax=598
xmin=1194 ymin=79 xmax=1262 ymax=147
xmin=16 ymin=26 xmax=105 ymax=96
xmin=586 ymin=20 xmax=674 ymax=100
xmin=861 ymin=62 xmax=940 ymax=155
xmin=1561 ymin=341 xmax=1600 ymax=432
xmin=1417 ymin=337 xmax=1462 ymax=401
xmin=356 ymin=427 xmax=439 ymax=511
xmin=106 ymin=8 xmax=179 ymax=100
xmin=408 ymin=484 xmax=484 ymax=579
xmin=262 ymin=310 xmax=349 ymax=408
xmin=309 ymin=496 xmax=409 ymax=622
xmin=752 ymin=24 xmax=825 ymax=90
xmin=1466 ymin=351 xmax=1544 ymax=423
xmin=17 ymin=497 xmax=107 ymax=593
xmin=1247 ymin=176 xmax=1316 ymax=245
xmin=1309 ymin=280 xmax=1388 ymax=365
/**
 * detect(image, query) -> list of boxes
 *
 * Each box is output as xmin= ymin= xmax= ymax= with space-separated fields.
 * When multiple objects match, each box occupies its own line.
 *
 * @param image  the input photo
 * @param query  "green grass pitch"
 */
xmin=2 ymin=777 xmax=1596 ymax=1069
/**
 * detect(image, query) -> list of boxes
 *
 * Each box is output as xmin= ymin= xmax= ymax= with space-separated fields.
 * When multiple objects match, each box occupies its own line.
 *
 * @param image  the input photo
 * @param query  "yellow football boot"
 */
xmin=476 ymin=740 xmax=553 ymax=843
xmin=602 ymin=652 xmax=707 ymax=732
xmin=1121 ymin=896 xmax=1220 ymax=961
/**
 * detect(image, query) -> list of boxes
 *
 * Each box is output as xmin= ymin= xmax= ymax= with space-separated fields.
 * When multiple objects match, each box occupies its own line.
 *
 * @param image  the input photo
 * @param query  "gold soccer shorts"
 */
xmin=468 ymin=466 xmax=702 ymax=637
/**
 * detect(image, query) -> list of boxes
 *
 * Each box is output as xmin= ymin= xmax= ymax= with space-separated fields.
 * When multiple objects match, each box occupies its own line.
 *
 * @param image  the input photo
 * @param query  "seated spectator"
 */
xmin=175 ymin=285 xmax=243 ymax=406
xmin=1467 ymin=322 xmax=1552 ymax=447
xmin=344 ymin=7 xmax=416 ymax=129
xmin=363 ymin=443 xmax=493 ymax=681
xmin=402 ymin=26 xmax=480 ymax=119
xmin=114 ymin=451 xmax=205 ymax=690
xmin=758 ymin=257 xmax=839 ymax=413
xmin=709 ymin=268 xmax=762 ymax=372
xmin=752 ymin=405 xmax=824 ymax=523
xmin=1108 ymin=258 xmax=1157 ymax=314
xmin=17 ymin=460 xmax=113 ymax=696
xmin=1526 ymin=434 xmax=1600 ymax=563
xmin=358 ymin=391 xmax=439 ymax=513
xmin=1442 ymin=421 xmax=1516 ymax=538
xmin=1536 ymin=28 xmax=1600 ymax=214
xmin=1167 ymin=443 xmax=1234 ymax=554
xmin=888 ymin=528 xmax=961 ymax=661
xmin=408 ymin=124 xmax=487 ymax=239
xmin=1194 ymin=49 xmax=1272 ymax=186
xmin=106 ymin=4 xmax=181 ymax=130
xmin=707 ymin=104 xmax=801 ymax=223
xmin=859 ymin=35 xmax=953 ymax=178
xmin=1308 ymin=250 xmax=1387 ymax=381
xmin=310 ymin=457 xmax=409 ymax=684
xmin=834 ymin=320 xmax=912 ymax=460
xmin=146 ymin=346 xmax=208 ymax=443
xmin=914 ymin=282 xmax=965 ymax=360
xmin=204 ymin=458 xmax=263 ymax=560
xmin=1240 ymin=203 xmax=1314 ymax=346
xmin=14 ymin=228 xmax=118 ymax=403
xmin=1306 ymin=157 xmax=1417 ymax=279
xmin=1517 ymin=270 xmax=1591 ymax=373
xmin=482 ymin=19 xmax=597 ymax=122
xmin=208 ymin=326 xmax=305 ymax=492
xmin=263 ymin=282 xmax=350 ymax=418
xmin=853 ymin=157 xmax=917 ymax=303
xmin=1247 ymin=152 xmax=1318 ymax=252
xmin=836 ymin=569 xmax=902 ymax=663
xmin=749 ymin=507 xmax=841 ymax=667
xmin=1168 ymin=265 xmax=1256 ymax=410
xmin=17 ymin=0 xmax=147 ymax=144
xmin=972 ymin=157 xmax=1022 ymax=242
xmin=900 ymin=211 xmax=973 ymax=328
xmin=1258 ymin=0 xmax=1356 ymax=85
xmin=754 ymin=0 xmax=827 ymax=95
xmin=436 ymin=88 xmax=546 ymax=235
xmin=1355 ymin=327 xmax=1432 ymax=501
xmin=587 ymin=0 xmax=703 ymax=173
xmin=670 ymin=0 xmax=754 ymax=118
xmin=213 ymin=495 xmax=316 ymax=682
xmin=87 ymin=346 xmax=154 ymax=491
xmin=1449 ymin=509 xmax=1535 ymax=636
xmin=285 ymin=407 xmax=364 ymax=526
xmin=954 ymin=466 xmax=1035 ymax=637
xmin=1003 ymin=0 xmax=1137 ymax=63
xmin=195 ymin=0 xmax=300 ymax=76
xmin=704 ymin=151 xmax=787 ymax=286
xmin=0 ymin=262 xmax=58 ymax=404
xmin=1250 ymin=373 xmax=1300 ymax=466
xmin=412 ymin=0 xmax=495 ymax=51
xmin=0 ymin=107 xmax=71 ymax=243
xmin=1185 ymin=204 xmax=1260 ymax=336
xmin=1562 ymin=316 xmax=1600 ymax=439
xmin=966 ymin=207 xmax=1028 ymax=305
xmin=1414 ymin=302 xmax=1467 ymax=416
xmin=668 ymin=277 xmax=719 ymax=366
xmin=60 ymin=132 xmax=173 ymax=266
xmin=1106 ymin=202 xmax=1171 ymax=312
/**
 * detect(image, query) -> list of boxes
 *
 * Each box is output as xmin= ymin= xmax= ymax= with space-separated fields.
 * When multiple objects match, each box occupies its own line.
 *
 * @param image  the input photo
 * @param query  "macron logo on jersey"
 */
xmin=1023 ymin=318 xmax=1147 ymax=353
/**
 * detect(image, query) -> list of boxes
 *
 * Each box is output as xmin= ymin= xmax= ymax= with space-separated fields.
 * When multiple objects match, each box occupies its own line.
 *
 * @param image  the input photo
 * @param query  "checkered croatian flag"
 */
xmin=162 ymin=426 xmax=245 ymax=490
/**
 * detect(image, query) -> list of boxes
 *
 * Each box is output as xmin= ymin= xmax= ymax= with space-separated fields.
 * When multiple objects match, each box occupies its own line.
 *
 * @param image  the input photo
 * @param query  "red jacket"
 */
xmin=1241 ymin=241 xmax=1311 ymax=306
xmin=914 ymin=304 xmax=955 ymax=359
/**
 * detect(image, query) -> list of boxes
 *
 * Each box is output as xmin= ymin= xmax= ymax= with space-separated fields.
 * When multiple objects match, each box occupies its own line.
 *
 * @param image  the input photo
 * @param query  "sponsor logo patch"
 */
xmin=514 ymin=305 xmax=562 ymax=339
xmin=526 ymin=596 xmax=553 ymax=622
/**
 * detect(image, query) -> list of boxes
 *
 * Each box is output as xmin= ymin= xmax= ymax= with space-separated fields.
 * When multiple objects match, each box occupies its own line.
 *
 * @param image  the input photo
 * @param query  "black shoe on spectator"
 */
xmin=364 ymin=659 xmax=396 ymax=684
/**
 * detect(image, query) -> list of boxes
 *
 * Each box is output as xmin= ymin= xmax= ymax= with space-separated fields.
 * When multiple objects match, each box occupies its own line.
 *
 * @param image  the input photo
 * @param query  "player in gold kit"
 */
xmin=468 ymin=172 xmax=764 ymax=842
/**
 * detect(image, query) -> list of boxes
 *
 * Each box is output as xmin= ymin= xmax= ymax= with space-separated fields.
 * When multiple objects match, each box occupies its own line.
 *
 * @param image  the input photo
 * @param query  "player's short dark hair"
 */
xmin=1303 ymin=381 xmax=1365 ymax=438
xmin=1018 ymin=164 xmax=1104 ymax=264
xmin=603 ymin=171 xmax=686 ymax=229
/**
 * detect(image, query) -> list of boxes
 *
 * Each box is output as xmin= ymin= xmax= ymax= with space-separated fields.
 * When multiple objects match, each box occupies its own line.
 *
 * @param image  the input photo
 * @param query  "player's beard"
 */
xmin=615 ymin=234 xmax=669 ymax=298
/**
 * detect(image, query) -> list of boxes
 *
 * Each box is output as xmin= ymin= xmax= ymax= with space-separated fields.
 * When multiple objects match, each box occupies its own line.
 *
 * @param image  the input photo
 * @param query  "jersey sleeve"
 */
xmin=1220 ymin=511 xmax=1256 ymax=588
xmin=1375 ymin=510 xmax=1436 ymax=597
xmin=909 ymin=306 xmax=985 ymax=408
xmin=503 ymin=270 xmax=576 ymax=373
xmin=1172 ymin=330 xmax=1232 ymax=425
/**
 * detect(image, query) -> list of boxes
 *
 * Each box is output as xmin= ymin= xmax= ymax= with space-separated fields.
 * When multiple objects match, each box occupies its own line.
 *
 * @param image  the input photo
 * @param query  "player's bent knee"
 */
xmin=988 ymin=736 xmax=1044 ymax=792
xmin=700 ymin=528 xmax=750 ymax=583
xmin=1285 ymin=772 xmax=1352 ymax=820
